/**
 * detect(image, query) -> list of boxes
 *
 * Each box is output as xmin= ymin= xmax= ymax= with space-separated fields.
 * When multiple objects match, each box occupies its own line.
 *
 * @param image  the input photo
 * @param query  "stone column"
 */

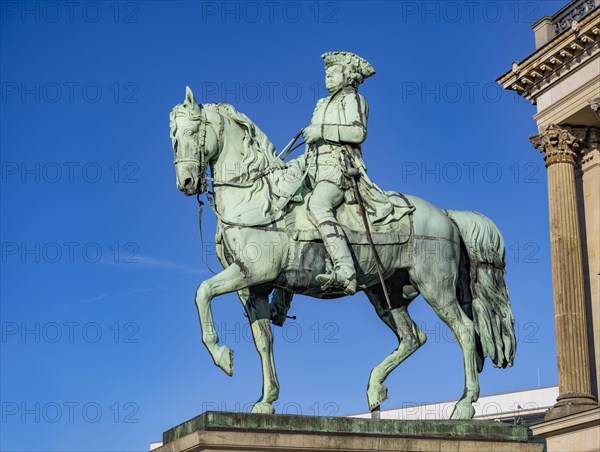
xmin=530 ymin=125 xmax=598 ymax=420
xmin=577 ymin=127 xmax=600 ymax=401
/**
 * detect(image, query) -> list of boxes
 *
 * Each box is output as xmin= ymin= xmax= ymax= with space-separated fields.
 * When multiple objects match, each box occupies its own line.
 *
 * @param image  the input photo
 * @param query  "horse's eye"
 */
xmin=186 ymin=130 xmax=194 ymax=136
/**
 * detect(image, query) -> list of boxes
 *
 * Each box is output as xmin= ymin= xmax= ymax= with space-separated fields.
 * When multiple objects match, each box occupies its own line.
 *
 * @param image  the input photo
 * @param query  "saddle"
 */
xmin=283 ymin=191 xmax=414 ymax=245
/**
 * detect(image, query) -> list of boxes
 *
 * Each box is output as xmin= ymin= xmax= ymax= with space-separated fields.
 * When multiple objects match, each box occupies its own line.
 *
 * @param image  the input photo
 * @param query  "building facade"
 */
xmin=497 ymin=0 xmax=599 ymax=450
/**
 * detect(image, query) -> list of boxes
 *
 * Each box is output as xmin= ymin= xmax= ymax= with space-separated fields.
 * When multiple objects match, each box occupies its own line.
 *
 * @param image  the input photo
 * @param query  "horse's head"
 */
xmin=169 ymin=86 xmax=217 ymax=196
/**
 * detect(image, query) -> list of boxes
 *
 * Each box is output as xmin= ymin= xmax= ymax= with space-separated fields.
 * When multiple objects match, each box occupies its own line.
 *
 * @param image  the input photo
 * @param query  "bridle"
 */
xmin=173 ymin=108 xmax=210 ymax=194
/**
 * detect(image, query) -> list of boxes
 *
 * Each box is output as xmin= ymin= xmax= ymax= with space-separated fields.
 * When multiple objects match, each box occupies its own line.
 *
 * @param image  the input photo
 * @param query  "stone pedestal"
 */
xmin=531 ymin=407 xmax=600 ymax=452
xmin=152 ymin=412 xmax=544 ymax=452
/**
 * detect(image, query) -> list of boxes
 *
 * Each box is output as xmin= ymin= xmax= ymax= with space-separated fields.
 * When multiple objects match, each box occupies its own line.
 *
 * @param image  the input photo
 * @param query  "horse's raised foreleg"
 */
xmin=195 ymin=264 xmax=249 ymax=376
xmin=365 ymin=285 xmax=427 ymax=412
xmin=242 ymin=286 xmax=279 ymax=414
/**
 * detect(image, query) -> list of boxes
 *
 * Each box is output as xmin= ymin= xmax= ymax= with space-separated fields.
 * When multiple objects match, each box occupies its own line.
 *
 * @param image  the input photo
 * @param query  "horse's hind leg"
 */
xmin=412 ymin=261 xmax=479 ymax=420
xmin=365 ymin=284 xmax=427 ymax=412
xmin=242 ymin=285 xmax=280 ymax=414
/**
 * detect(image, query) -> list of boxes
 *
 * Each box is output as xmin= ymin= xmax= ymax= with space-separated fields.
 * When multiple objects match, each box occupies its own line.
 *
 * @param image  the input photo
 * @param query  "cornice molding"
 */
xmin=497 ymin=9 xmax=600 ymax=103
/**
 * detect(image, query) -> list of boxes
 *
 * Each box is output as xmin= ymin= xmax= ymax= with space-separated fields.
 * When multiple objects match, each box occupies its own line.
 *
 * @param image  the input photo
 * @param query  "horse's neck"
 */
xmin=210 ymin=116 xmax=273 ymax=223
xmin=211 ymin=113 xmax=279 ymax=185
xmin=212 ymin=119 xmax=246 ymax=182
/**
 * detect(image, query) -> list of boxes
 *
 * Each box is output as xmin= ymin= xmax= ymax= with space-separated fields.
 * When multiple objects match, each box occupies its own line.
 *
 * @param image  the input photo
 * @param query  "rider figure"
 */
xmin=302 ymin=51 xmax=375 ymax=296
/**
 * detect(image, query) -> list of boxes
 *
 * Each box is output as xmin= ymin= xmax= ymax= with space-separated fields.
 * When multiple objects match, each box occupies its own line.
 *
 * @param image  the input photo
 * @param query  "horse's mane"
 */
xmin=205 ymin=102 xmax=282 ymax=180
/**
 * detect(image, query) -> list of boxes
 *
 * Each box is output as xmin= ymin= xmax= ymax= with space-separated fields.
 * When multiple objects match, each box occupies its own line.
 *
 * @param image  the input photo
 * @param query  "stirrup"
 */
xmin=316 ymin=272 xmax=357 ymax=295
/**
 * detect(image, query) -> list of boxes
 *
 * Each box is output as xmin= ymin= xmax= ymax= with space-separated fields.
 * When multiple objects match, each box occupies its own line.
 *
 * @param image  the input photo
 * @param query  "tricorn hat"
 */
xmin=321 ymin=51 xmax=375 ymax=82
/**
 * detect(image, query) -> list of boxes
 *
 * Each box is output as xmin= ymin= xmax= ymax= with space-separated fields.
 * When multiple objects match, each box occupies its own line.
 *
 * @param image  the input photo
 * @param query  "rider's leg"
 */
xmin=307 ymin=181 xmax=357 ymax=295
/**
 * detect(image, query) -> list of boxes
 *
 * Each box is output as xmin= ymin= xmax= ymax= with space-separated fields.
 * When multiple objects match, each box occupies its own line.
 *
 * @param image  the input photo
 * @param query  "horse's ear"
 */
xmin=184 ymin=86 xmax=198 ymax=108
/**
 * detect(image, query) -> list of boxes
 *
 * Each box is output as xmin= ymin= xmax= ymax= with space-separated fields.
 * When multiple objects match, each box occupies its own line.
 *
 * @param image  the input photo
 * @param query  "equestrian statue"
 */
xmin=169 ymin=51 xmax=516 ymax=420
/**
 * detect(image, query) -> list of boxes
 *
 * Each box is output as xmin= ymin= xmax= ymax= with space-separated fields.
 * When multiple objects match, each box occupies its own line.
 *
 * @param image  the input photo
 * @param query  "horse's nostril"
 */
xmin=183 ymin=177 xmax=192 ymax=188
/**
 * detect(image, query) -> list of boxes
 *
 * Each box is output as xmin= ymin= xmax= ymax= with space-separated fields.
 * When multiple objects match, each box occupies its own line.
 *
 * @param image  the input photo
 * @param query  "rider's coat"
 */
xmin=305 ymin=87 xmax=409 ymax=225
xmin=306 ymin=88 xmax=367 ymax=191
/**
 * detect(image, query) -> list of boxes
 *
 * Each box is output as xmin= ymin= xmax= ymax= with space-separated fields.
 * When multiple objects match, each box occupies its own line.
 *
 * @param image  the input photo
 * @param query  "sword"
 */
xmin=349 ymin=168 xmax=393 ymax=311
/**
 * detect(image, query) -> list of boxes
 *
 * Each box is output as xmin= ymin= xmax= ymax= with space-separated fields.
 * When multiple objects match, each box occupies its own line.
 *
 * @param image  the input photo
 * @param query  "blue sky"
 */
xmin=1 ymin=1 xmax=568 ymax=450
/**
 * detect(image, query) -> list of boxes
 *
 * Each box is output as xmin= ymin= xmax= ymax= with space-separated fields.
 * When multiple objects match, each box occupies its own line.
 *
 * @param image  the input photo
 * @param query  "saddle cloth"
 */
xmin=284 ymin=192 xmax=414 ymax=245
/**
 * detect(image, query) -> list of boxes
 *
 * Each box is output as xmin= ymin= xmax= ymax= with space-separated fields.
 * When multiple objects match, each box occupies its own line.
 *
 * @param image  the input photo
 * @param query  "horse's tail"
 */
xmin=445 ymin=209 xmax=516 ymax=371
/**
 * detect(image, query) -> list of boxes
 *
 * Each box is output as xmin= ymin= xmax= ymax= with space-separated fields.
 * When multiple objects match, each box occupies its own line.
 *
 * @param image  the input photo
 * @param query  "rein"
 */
xmin=277 ymin=130 xmax=304 ymax=160
xmin=196 ymin=193 xmax=218 ymax=275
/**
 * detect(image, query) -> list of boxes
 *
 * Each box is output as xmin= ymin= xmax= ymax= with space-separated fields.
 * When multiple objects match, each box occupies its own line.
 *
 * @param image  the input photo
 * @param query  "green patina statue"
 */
xmin=169 ymin=52 xmax=516 ymax=420
xmin=301 ymin=52 xmax=406 ymax=295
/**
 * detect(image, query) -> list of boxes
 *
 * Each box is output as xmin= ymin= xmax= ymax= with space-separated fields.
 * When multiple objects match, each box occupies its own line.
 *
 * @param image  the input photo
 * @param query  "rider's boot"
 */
xmin=315 ymin=223 xmax=357 ymax=295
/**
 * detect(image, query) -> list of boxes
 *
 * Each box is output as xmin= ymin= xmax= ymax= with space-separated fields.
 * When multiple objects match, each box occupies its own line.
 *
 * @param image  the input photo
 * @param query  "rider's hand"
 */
xmin=302 ymin=125 xmax=321 ymax=144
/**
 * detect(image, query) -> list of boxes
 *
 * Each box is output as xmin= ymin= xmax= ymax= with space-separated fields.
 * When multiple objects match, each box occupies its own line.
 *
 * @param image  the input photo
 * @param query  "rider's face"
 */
xmin=325 ymin=65 xmax=345 ymax=93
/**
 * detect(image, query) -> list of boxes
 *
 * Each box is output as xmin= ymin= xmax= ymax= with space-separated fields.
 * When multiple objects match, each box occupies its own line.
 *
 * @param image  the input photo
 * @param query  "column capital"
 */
xmin=589 ymin=97 xmax=600 ymax=121
xmin=580 ymin=127 xmax=600 ymax=168
xmin=530 ymin=124 xmax=582 ymax=167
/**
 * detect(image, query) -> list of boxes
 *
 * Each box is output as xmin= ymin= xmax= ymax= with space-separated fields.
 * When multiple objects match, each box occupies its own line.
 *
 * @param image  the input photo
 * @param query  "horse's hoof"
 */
xmin=449 ymin=401 xmax=475 ymax=420
xmin=367 ymin=382 xmax=388 ymax=411
xmin=251 ymin=402 xmax=275 ymax=414
xmin=214 ymin=345 xmax=234 ymax=376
